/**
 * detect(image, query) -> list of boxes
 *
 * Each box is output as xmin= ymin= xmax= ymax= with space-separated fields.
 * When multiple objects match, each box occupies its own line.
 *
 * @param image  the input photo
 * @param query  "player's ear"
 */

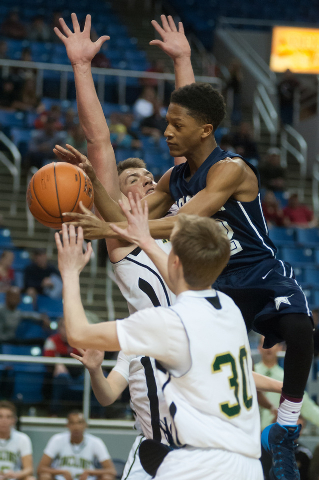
xmin=201 ymin=124 xmax=213 ymax=139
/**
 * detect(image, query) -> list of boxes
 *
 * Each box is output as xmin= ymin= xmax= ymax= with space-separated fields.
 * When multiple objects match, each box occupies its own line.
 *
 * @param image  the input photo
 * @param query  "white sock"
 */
xmin=277 ymin=398 xmax=302 ymax=426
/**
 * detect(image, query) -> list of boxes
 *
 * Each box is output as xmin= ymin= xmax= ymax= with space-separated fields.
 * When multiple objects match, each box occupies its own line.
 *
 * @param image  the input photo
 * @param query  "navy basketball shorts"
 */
xmin=213 ymin=258 xmax=312 ymax=346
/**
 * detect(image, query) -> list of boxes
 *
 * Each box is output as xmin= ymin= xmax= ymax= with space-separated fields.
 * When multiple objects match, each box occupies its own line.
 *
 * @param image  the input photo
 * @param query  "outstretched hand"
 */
xmin=54 ymin=13 xmax=110 ymax=66
xmin=63 ymin=202 xmax=107 ymax=240
xmin=150 ymin=15 xmax=190 ymax=60
xmin=110 ymin=192 xmax=153 ymax=249
xmin=53 ymin=144 xmax=97 ymax=183
xmin=55 ymin=224 xmax=92 ymax=278
xmin=70 ymin=347 xmax=105 ymax=372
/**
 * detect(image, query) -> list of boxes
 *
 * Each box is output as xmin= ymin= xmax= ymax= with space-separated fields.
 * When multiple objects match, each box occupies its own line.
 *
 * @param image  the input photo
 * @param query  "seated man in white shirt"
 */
xmin=55 ymin=195 xmax=265 ymax=480
xmin=0 ymin=401 xmax=34 ymax=480
xmin=37 ymin=411 xmax=116 ymax=480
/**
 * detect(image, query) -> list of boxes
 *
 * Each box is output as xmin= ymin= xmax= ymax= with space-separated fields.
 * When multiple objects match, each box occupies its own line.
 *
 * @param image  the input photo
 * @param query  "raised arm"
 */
xmin=55 ymin=13 xmax=122 ymax=204
xmin=70 ymin=348 xmax=128 ymax=406
xmin=150 ymin=15 xmax=195 ymax=89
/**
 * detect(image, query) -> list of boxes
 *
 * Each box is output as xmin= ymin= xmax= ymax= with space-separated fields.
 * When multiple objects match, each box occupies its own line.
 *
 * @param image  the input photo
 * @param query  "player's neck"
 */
xmin=0 ymin=429 xmax=11 ymax=440
xmin=186 ymin=138 xmax=217 ymax=176
xmin=262 ymin=359 xmax=278 ymax=369
xmin=70 ymin=435 xmax=84 ymax=444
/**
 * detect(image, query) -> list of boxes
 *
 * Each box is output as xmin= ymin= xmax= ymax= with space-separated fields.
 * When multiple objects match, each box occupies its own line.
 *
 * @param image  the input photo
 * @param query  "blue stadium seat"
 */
xmin=268 ymin=228 xmax=296 ymax=247
xmin=303 ymin=268 xmax=319 ymax=288
xmin=0 ymin=110 xmax=25 ymax=129
xmin=281 ymin=246 xmax=314 ymax=267
xmin=37 ymin=295 xmax=63 ymax=318
xmin=296 ymin=228 xmax=319 ymax=247
xmin=0 ymin=229 xmax=14 ymax=249
xmin=18 ymin=295 xmax=35 ymax=313
xmin=313 ymin=289 xmax=319 ymax=308
xmin=293 ymin=266 xmax=305 ymax=284
xmin=12 ymin=249 xmax=31 ymax=270
xmin=10 ymin=128 xmax=32 ymax=157
xmin=15 ymin=319 xmax=48 ymax=340
xmin=0 ymin=292 xmax=5 ymax=305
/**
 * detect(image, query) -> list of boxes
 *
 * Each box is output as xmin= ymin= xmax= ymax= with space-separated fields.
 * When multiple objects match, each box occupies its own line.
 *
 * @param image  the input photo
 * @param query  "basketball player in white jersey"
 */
xmin=55 ymin=194 xmax=264 ymax=480
xmin=0 ymin=401 xmax=34 ymax=480
xmin=37 ymin=410 xmax=116 ymax=480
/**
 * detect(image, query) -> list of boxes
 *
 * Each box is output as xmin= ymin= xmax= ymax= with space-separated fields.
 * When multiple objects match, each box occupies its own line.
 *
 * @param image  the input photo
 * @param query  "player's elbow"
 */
xmin=66 ymin=328 xmax=87 ymax=349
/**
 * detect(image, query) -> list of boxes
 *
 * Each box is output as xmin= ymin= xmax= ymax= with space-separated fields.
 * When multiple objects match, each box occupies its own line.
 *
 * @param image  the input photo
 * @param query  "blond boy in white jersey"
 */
xmin=56 ymin=191 xmax=267 ymax=480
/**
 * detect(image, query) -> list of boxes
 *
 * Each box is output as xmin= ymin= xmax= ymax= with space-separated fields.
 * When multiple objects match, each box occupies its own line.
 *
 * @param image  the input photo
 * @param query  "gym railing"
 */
xmin=0 ymin=59 xmax=222 ymax=105
xmin=1 ymin=350 xmax=319 ymax=429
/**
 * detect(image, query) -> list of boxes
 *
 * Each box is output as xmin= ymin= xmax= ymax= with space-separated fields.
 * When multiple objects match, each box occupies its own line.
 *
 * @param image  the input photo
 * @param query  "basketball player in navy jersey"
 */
xmin=64 ymin=16 xmax=313 ymax=480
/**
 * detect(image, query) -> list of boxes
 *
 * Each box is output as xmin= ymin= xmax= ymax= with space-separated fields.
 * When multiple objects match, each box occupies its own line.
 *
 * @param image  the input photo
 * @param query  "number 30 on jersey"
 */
xmin=212 ymin=346 xmax=252 ymax=418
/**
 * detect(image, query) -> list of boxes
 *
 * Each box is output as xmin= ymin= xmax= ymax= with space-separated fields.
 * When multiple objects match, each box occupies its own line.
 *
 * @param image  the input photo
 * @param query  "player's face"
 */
xmin=0 ymin=409 xmax=15 ymax=436
xmin=119 ymin=168 xmax=156 ymax=199
xmin=67 ymin=414 xmax=86 ymax=440
xmin=165 ymin=104 xmax=205 ymax=157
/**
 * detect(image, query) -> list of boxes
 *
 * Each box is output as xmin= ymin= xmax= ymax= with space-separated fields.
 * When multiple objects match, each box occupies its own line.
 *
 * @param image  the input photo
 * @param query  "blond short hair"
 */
xmin=117 ymin=158 xmax=146 ymax=176
xmin=171 ymin=214 xmax=230 ymax=289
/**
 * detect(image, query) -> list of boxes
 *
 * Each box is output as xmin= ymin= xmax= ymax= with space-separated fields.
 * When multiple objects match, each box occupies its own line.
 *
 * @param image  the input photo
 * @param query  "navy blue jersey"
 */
xmin=169 ymin=146 xmax=277 ymax=275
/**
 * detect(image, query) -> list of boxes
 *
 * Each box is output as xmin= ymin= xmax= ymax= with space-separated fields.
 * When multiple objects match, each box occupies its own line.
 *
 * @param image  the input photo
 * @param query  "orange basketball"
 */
xmin=26 ymin=162 xmax=94 ymax=229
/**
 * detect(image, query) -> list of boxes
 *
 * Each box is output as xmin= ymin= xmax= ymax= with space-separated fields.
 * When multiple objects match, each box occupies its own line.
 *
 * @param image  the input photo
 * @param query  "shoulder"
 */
xmin=12 ymin=430 xmax=31 ymax=443
xmin=86 ymin=433 xmax=103 ymax=445
xmin=156 ymin=167 xmax=174 ymax=193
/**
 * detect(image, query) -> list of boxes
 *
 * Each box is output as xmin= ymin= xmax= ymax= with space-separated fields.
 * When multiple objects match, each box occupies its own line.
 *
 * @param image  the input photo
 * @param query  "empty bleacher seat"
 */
xmin=268 ymin=228 xmax=296 ymax=247
xmin=303 ymin=268 xmax=319 ymax=288
xmin=18 ymin=295 xmax=34 ymax=313
xmin=12 ymin=250 xmax=31 ymax=271
xmin=0 ymin=110 xmax=25 ymax=129
xmin=281 ymin=246 xmax=314 ymax=267
xmin=0 ymin=229 xmax=14 ymax=249
xmin=1 ymin=344 xmax=45 ymax=403
xmin=296 ymin=228 xmax=319 ymax=247
xmin=37 ymin=295 xmax=63 ymax=318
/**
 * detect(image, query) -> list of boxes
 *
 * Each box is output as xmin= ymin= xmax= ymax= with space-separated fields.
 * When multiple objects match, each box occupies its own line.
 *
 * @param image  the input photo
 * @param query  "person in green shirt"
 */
xmin=254 ymin=336 xmax=319 ymax=432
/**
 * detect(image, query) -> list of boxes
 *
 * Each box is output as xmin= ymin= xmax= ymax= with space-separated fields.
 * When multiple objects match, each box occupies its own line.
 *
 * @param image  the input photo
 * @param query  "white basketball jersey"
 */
xmin=44 ymin=432 xmax=111 ymax=480
xmin=0 ymin=429 xmax=32 ymax=474
xmin=128 ymin=356 xmax=172 ymax=445
xmin=156 ymin=291 xmax=261 ymax=459
xmin=112 ymin=240 xmax=175 ymax=315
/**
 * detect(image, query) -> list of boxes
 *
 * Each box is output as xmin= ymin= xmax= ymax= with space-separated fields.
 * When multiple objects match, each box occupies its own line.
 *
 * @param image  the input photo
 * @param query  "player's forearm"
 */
xmin=85 ymin=469 xmax=116 ymax=479
xmin=92 ymin=178 xmax=126 ymax=222
xmin=9 ymin=468 xmax=33 ymax=480
xmin=38 ymin=467 xmax=66 ymax=476
xmin=62 ymin=272 xmax=119 ymax=350
xmin=141 ymin=237 xmax=175 ymax=292
xmin=253 ymin=372 xmax=283 ymax=393
xmin=73 ymin=63 xmax=110 ymax=144
xmin=89 ymin=367 xmax=118 ymax=406
xmin=174 ymin=56 xmax=195 ymax=89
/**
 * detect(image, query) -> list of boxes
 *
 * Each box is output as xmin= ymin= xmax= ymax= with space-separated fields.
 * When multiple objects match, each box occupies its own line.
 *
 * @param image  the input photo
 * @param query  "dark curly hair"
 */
xmin=170 ymin=83 xmax=226 ymax=131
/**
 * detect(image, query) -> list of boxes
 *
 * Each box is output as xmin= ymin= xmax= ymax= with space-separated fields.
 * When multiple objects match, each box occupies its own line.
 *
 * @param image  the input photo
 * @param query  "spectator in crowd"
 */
xmin=109 ymin=113 xmax=140 ymax=151
xmin=0 ymin=251 xmax=15 ymax=292
xmin=66 ymin=124 xmax=87 ymax=155
xmin=261 ymin=190 xmax=287 ymax=228
xmin=0 ymin=401 xmax=34 ymax=480
xmin=229 ymin=121 xmax=259 ymax=166
xmin=283 ymin=193 xmax=317 ymax=228
xmin=91 ymin=47 xmax=111 ymax=69
xmin=225 ymin=58 xmax=243 ymax=125
xmin=140 ymin=99 xmax=167 ymax=141
xmin=278 ymin=69 xmax=300 ymax=126
xmin=258 ymin=147 xmax=286 ymax=192
xmin=12 ymin=78 xmax=40 ymax=111
xmin=121 ymin=112 xmax=141 ymax=147
xmin=27 ymin=15 xmax=51 ymax=42
xmin=133 ymin=86 xmax=156 ymax=122
xmin=0 ymin=78 xmax=17 ymax=109
xmin=141 ymin=59 xmax=167 ymax=87
xmin=294 ymin=417 xmax=312 ymax=480
xmin=64 ymin=108 xmax=77 ymax=132
xmin=0 ymin=41 xmax=8 ymax=60
xmin=308 ymin=439 xmax=319 ymax=480
xmin=0 ymin=9 xmax=27 ymax=40
xmin=26 ymin=116 xmax=66 ymax=169
xmin=10 ymin=48 xmax=37 ymax=84
xmin=0 ymin=286 xmax=49 ymax=343
xmin=50 ymin=12 xmax=63 ymax=42
xmin=43 ymin=318 xmax=83 ymax=416
xmin=24 ymin=248 xmax=62 ymax=302
xmin=37 ymin=410 xmax=116 ymax=480
xmin=219 ymin=133 xmax=235 ymax=152
xmin=34 ymin=104 xmax=63 ymax=131
xmin=0 ymin=286 xmax=21 ymax=342
xmin=255 ymin=336 xmax=319 ymax=479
